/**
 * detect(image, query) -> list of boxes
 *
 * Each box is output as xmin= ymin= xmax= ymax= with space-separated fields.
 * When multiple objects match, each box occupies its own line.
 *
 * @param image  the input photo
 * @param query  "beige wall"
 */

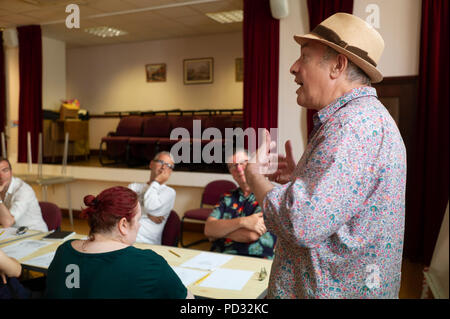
xmin=353 ymin=0 xmax=421 ymax=77
xmin=66 ymin=32 xmax=243 ymax=114
xmin=42 ymin=36 xmax=66 ymax=110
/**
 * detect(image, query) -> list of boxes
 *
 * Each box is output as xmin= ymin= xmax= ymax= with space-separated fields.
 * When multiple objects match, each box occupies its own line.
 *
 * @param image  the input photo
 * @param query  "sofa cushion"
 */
xmin=115 ymin=116 xmax=144 ymax=137
xmin=142 ymin=116 xmax=172 ymax=137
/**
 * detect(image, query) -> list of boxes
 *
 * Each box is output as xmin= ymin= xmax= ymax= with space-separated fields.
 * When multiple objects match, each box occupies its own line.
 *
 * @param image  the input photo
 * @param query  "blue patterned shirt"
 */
xmin=210 ymin=188 xmax=277 ymax=259
xmin=263 ymin=87 xmax=406 ymax=298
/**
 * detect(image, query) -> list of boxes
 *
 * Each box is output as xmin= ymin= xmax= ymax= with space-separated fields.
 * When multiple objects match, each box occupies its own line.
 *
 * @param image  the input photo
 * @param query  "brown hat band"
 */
xmin=311 ymin=24 xmax=377 ymax=67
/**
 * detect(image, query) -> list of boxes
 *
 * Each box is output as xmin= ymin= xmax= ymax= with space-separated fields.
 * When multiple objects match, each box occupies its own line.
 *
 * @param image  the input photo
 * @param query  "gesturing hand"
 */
xmin=247 ymin=129 xmax=278 ymax=176
xmin=154 ymin=167 xmax=171 ymax=185
xmin=267 ymin=140 xmax=296 ymax=184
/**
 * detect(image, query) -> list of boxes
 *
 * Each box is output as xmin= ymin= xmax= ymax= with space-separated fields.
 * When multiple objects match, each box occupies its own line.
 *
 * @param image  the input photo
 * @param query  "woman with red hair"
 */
xmin=45 ymin=186 xmax=192 ymax=299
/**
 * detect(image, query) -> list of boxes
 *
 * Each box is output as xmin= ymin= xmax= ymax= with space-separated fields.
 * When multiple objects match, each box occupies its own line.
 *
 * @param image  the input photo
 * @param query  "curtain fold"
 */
xmin=404 ymin=0 xmax=449 ymax=265
xmin=17 ymin=25 xmax=43 ymax=163
xmin=305 ymin=0 xmax=353 ymax=137
xmin=243 ymin=0 xmax=279 ymax=134
xmin=0 ymin=31 xmax=6 ymax=137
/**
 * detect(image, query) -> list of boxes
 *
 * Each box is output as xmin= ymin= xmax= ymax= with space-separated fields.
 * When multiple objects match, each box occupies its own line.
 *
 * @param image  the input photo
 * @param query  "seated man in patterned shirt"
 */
xmin=204 ymin=149 xmax=276 ymax=259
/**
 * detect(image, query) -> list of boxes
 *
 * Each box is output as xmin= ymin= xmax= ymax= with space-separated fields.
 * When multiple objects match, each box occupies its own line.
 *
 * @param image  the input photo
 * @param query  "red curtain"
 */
xmin=404 ymin=0 xmax=449 ymax=265
xmin=306 ymin=0 xmax=353 ymax=137
xmin=0 ymin=31 xmax=6 ymax=136
xmin=17 ymin=25 xmax=43 ymax=163
xmin=243 ymin=0 xmax=279 ymax=133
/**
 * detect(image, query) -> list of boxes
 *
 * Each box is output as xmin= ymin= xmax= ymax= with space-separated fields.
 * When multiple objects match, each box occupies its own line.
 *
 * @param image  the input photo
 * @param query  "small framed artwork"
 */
xmin=235 ymin=58 xmax=243 ymax=82
xmin=183 ymin=57 xmax=214 ymax=84
xmin=146 ymin=63 xmax=166 ymax=82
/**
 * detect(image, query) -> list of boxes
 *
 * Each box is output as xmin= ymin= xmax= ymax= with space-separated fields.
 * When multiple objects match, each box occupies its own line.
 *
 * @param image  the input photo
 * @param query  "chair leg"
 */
xmin=180 ymin=216 xmax=209 ymax=248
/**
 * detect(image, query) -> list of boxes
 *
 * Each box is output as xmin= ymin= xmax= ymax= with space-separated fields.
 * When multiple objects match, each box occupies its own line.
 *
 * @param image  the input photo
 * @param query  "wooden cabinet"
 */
xmin=43 ymin=119 xmax=89 ymax=162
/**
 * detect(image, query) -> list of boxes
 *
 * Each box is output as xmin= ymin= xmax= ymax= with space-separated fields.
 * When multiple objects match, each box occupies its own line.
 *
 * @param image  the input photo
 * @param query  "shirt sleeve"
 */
xmin=8 ymin=183 xmax=36 ymax=222
xmin=263 ymin=121 xmax=376 ymax=248
xmin=142 ymin=182 xmax=176 ymax=217
xmin=209 ymin=195 xmax=228 ymax=219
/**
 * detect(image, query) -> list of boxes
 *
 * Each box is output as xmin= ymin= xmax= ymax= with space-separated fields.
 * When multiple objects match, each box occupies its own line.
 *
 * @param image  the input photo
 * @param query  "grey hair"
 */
xmin=321 ymin=46 xmax=371 ymax=86
xmin=153 ymin=151 xmax=175 ymax=163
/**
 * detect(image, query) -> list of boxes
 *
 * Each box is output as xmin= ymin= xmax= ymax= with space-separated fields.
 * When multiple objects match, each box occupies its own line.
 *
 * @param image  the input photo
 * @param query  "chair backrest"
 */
xmin=162 ymin=210 xmax=181 ymax=247
xmin=142 ymin=116 xmax=172 ymax=137
xmin=115 ymin=116 xmax=144 ymax=137
xmin=202 ymin=180 xmax=237 ymax=207
xmin=39 ymin=201 xmax=62 ymax=231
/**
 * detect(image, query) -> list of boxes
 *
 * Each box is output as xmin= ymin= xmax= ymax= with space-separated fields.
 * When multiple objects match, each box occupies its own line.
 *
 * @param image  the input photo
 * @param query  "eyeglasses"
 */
xmin=228 ymin=160 xmax=248 ymax=171
xmin=154 ymin=159 xmax=175 ymax=170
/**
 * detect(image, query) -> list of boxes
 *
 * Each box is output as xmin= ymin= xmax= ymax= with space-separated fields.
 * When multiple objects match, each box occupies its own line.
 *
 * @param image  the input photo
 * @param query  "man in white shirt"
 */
xmin=128 ymin=152 xmax=176 ymax=244
xmin=0 ymin=158 xmax=48 ymax=232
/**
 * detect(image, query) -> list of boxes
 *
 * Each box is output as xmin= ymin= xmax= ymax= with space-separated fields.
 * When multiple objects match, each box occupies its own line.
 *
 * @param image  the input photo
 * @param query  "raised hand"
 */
xmin=267 ymin=140 xmax=296 ymax=184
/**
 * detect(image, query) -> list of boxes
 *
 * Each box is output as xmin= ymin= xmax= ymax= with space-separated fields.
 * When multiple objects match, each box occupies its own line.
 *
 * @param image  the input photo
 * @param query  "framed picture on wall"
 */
xmin=235 ymin=58 xmax=243 ymax=82
xmin=183 ymin=57 xmax=213 ymax=84
xmin=146 ymin=63 xmax=166 ymax=82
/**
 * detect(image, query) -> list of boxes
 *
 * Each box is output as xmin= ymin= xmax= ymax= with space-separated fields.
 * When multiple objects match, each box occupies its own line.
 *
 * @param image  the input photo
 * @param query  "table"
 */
xmin=15 ymin=174 xmax=75 ymax=228
xmin=0 ymin=228 xmax=43 ymax=246
xmin=2 ymin=232 xmax=272 ymax=299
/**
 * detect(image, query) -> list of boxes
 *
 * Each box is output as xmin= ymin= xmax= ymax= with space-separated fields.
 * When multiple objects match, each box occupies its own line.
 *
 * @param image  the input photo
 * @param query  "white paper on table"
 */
xmin=22 ymin=252 xmax=56 ymax=268
xmin=180 ymin=252 xmax=233 ymax=271
xmin=0 ymin=240 xmax=52 ymax=260
xmin=0 ymin=227 xmax=21 ymax=241
xmin=199 ymin=268 xmax=254 ymax=291
xmin=171 ymin=266 xmax=209 ymax=286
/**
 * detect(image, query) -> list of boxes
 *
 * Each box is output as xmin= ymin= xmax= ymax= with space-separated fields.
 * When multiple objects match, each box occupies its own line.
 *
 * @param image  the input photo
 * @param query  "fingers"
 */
xmin=1 ymin=273 xmax=6 ymax=284
xmin=285 ymin=140 xmax=295 ymax=164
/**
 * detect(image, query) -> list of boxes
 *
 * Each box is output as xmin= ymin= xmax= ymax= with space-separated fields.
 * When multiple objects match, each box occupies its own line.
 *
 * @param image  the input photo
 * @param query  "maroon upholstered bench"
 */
xmin=99 ymin=116 xmax=144 ymax=165
xmin=128 ymin=116 xmax=172 ymax=162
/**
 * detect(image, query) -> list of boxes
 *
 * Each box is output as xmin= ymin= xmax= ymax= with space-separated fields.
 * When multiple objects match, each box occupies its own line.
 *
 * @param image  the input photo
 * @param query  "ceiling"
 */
xmin=0 ymin=0 xmax=243 ymax=48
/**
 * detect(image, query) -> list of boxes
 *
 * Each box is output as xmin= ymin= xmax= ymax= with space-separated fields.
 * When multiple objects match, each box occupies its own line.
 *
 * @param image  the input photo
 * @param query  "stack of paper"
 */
xmin=198 ymin=268 xmax=254 ymax=290
xmin=176 ymin=252 xmax=254 ymax=291
xmin=180 ymin=252 xmax=233 ymax=271
xmin=0 ymin=240 xmax=52 ymax=260
xmin=0 ymin=227 xmax=21 ymax=242
xmin=22 ymin=252 xmax=56 ymax=268
xmin=171 ymin=266 xmax=209 ymax=286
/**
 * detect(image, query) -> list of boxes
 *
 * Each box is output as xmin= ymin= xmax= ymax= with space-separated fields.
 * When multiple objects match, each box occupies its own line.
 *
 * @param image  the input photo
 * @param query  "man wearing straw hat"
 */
xmin=245 ymin=13 xmax=406 ymax=298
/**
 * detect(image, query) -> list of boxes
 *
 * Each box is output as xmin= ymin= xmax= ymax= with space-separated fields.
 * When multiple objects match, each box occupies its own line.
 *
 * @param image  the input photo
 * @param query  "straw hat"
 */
xmin=294 ymin=13 xmax=385 ymax=83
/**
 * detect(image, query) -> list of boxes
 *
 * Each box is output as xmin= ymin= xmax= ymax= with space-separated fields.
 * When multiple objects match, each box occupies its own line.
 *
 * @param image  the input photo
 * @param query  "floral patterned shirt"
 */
xmin=263 ymin=87 xmax=406 ymax=298
xmin=210 ymin=188 xmax=277 ymax=259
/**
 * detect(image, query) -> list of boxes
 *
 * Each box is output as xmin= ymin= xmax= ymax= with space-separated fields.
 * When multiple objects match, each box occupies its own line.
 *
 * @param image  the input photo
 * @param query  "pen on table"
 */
xmin=194 ymin=272 xmax=211 ymax=286
xmin=168 ymin=249 xmax=180 ymax=258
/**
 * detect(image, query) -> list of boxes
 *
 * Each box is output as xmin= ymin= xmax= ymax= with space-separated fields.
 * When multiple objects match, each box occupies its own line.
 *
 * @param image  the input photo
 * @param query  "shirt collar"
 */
xmin=313 ymin=86 xmax=377 ymax=131
xmin=5 ymin=176 xmax=17 ymax=195
xmin=236 ymin=187 xmax=252 ymax=199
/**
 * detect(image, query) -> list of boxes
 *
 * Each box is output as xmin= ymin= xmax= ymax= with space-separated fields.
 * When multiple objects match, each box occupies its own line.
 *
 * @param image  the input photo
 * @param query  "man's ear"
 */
xmin=330 ymin=54 xmax=348 ymax=80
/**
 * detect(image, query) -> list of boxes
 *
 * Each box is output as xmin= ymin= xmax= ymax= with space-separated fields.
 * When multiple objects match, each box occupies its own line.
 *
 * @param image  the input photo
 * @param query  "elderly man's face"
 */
xmin=290 ymin=41 xmax=332 ymax=110
xmin=150 ymin=153 xmax=174 ymax=180
xmin=227 ymin=151 xmax=249 ymax=190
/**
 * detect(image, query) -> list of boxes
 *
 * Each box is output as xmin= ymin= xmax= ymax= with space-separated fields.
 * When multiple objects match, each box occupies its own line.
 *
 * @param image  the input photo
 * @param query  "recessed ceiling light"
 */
xmin=206 ymin=10 xmax=243 ymax=24
xmin=84 ymin=26 xmax=128 ymax=38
